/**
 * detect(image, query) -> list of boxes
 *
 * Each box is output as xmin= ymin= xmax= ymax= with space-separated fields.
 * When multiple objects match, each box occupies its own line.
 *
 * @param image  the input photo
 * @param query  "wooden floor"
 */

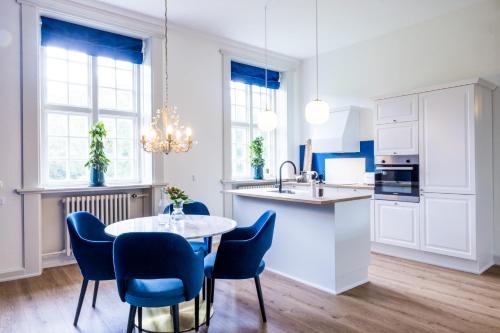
xmin=1 ymin=254 xmax=500 ymax=333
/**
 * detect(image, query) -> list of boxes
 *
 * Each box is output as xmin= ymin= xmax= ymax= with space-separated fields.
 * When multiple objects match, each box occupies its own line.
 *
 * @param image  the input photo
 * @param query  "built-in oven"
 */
xmin=374 ymin=155 xmax=419 ymax=202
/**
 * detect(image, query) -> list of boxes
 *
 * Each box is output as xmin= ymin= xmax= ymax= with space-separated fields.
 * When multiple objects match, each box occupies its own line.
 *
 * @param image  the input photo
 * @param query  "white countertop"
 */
xmin=224 ymin=188 xmax=371 ymax=205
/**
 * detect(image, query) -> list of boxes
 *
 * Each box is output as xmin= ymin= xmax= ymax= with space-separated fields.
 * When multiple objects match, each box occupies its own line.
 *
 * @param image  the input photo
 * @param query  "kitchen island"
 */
xmin=225 ymin=188 xmax=371 ymax=294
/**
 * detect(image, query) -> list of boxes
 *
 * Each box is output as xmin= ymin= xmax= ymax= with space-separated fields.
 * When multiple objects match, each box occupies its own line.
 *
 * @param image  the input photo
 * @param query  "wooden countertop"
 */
xmin=224 ymin=188 xmax=372 ymax=205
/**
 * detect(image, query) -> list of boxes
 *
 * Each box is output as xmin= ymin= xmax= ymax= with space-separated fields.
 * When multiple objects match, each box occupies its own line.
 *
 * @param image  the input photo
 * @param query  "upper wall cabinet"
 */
xmin=419 ymin=85 xmax=475 ymax=194
xmin=375 ymin=122 xmax=418 ymax=156
xmin=376 ymin=94 xmax=418 ymax=124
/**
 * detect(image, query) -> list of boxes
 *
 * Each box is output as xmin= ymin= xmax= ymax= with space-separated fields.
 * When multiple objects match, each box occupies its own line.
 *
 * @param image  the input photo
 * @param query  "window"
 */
xmin=42 ymin=46 xmax=140 ymax=185
xmin=230 ymin=81 xmax=277 ymax=179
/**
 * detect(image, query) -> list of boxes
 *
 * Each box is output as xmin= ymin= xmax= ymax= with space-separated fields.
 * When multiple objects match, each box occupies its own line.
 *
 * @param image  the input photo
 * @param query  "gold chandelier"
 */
xmin=140 ymin=0 xmax=193 ymax=155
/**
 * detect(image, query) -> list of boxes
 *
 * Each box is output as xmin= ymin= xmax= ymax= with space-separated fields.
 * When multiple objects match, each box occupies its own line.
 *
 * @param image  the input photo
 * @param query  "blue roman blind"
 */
xmin=40 ymin=16 xmax=144 ymax=64
xmin=231 ymin=61 xmax=280 ymax=89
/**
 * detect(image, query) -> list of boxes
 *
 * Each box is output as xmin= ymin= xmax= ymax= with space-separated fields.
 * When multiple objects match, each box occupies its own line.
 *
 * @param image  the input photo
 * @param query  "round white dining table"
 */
xmin=105 ymin=214 xmax=237 ymax=239
xmin=104 ymin=215 xmax=237 ymax=333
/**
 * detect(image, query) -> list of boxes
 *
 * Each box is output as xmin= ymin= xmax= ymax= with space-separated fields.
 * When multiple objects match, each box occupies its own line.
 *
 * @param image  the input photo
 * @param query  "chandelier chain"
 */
xmin=164 ymin=0 xmax=169 ymax=106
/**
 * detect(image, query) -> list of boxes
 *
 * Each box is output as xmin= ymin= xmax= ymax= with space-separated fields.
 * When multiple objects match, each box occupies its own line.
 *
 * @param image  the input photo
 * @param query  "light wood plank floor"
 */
xmin=1 ymin=253 xmax=500 ymax=333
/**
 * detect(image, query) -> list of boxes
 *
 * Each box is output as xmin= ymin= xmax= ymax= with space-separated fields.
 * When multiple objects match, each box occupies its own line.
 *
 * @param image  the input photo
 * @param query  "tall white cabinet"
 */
xmin=372 ymin=79 xmax=495 ymax=274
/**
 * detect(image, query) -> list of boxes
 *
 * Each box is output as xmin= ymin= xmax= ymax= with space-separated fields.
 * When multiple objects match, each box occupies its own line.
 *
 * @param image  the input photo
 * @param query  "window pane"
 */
xmin=69 ymin=160 xmax=87 ymax=180
xmin=46 ymin=46 xmax=67 ymax=59
xmin=98 ymin=56 xmax=115 ymax=67
xmin=235 ymin=90 xmax=246 ymax=105
xmin=105 ymin=162 xmax=115 ymax=178
xmin=116 ymin=90 xmax=133 ymax=111
xmin=48 ymin=160 xmax=67 ymax=180
xmin=48 ymin=137 xmax=68 ymax=159
xmin=46 ymin=58 xmax=67 ymax=81
xmin=116 ymin=60 xmax=132 ymax=70
xmin=117 ymin=139 xmax=132 ymax=158
xmin=100 ymin=117 xmax=116 ymax=138
xmin=117 ymin=118 xmax=133 ymax=138
xmin=69 ymin=115 xmax=89 ymax=137
xmin=68 ymin=84 xmax=89 ymax=107
xmin=116 ymin=70 xmax=133 ymax=90
xmin=116 ymin=160 xmax=132 ymax=179
xmin=233 ymin=105 xmax=247 ymax=122
xmin=68 ymin=50 xmax=88 ymax=63
xmin=99 ymin=88 xmax=116 ymax=109
xmin=68 ymin=62 xmax=88 ymax=84
xmin=69 ymin=138 xmax=89 ymax=159
xmin=47 ymin=81 xmax=68 ymax=104
xmin=98 ymin=66 xmax=115 ymax=88
xmin=47 ymin=113 xmax=68 ymax=136
xmin=104 ymin=139 xmax=115 ymax=157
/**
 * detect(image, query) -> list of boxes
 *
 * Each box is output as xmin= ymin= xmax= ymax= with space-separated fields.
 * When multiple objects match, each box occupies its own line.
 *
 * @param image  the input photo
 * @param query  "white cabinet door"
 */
xmin=419 ymin=85 xmax=475 ymax=194
xmin=376 ymin=94 xmax=418 ymax=124
xmin=420 ymin=193 xmax=476 ymax=259
xmin=370 ymin=199 xmax=375 ymax=242
xmin=375 ymin=122 xmax=418 ymax=156
xmin=374 ymin=200 xmax=420 ymax=249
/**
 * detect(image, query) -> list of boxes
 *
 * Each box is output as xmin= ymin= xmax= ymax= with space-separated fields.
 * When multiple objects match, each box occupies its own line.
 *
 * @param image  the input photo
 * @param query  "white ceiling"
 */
xmin=96 ymin=0 xmax=483 ymax=59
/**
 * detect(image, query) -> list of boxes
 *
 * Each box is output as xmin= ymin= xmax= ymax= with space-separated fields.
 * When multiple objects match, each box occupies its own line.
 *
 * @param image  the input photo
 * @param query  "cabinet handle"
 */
xmin=394 ymin=202 xmax=398 ymax=205
xmin=393 ymin=152 xmax=397 ymax=155
xmin=393 ymin=119 xmax=396 ymax=122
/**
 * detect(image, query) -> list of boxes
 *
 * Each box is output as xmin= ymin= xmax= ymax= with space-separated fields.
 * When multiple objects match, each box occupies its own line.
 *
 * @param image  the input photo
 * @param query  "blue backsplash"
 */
xmin=299 ymin=140 xmax=375 ymax=180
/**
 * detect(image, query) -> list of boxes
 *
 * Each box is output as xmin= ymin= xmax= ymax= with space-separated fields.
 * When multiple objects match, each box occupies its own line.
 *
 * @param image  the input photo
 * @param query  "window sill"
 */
xmin=16 ymin=183 xmax=168 ymax=195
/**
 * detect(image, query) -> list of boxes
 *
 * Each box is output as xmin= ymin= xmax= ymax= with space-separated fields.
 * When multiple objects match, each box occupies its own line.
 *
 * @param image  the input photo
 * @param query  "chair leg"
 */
xmin=92 ymin=280 xmax=99 ymax=308
xmin=127 ymin=305 xmax=137 ymax=333
xmin=206 ymin=278 xmax=211 ymax=327
xmin=202 ymin=278 xmax=206 ymax=301
xmin=211 ymin=279 xmax=215 ymax=304
xmin=73 ymin=279 xmax=89 ymax=326
xmin=172 ymin=304 xmax=180 ymax=333
xmin=254 ymin=276 xmax=267 ymax=323
xmin=194 ymin=295 xmax=199 ymax=331
xmin=138 ymin=307 xmax=143 ymax=331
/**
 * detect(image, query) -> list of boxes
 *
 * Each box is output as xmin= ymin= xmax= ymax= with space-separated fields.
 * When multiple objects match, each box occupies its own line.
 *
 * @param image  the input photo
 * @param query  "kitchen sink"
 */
xmin=268 ymin=189 xmax=296 ymax=194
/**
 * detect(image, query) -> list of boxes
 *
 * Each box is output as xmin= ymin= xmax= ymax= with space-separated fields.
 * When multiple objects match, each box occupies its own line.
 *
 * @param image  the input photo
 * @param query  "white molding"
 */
xmin=374 ymin=78 xmax=497 ymax=100
xmin=42 ymin=253 xmax=76 ymax=269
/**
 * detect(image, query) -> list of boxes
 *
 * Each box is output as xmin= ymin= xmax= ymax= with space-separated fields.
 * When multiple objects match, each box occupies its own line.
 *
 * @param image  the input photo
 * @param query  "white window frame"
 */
xmin=230 ymin=82 xmax=278 ymax=179
xmin=41 ymin=47 xmax=142 ymax=186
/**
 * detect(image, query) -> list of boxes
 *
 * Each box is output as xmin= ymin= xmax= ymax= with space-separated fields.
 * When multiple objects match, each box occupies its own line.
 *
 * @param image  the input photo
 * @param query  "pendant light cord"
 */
xmin=164 ymin=0 xmax=169 ymax=106
xmin=264 ymin=4 xmax=269 ymax=111
xmin=315 ymin=0 xmax=319 ymax=101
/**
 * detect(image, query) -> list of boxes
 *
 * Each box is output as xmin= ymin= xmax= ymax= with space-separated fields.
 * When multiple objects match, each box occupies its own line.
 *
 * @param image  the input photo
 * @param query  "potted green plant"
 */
xmin=85 ymin=122 xmax=110 ymax=186
xmin=161 ymin=186 xmax=193 ymax=221
xmin=250 ymin=136 xmax=265 ymax=180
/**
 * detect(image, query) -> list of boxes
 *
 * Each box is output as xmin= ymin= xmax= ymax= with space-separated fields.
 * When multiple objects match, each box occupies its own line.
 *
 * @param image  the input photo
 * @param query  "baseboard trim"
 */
xmin=42 ymin=253 xmax=76 ymax=269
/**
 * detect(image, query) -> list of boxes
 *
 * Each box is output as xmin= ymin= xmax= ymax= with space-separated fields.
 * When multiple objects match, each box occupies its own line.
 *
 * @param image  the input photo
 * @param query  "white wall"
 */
xmin=299 ymin=0 xmax=500 ymax=255
xmin=0 ymin=0 xmax=24 ymax=275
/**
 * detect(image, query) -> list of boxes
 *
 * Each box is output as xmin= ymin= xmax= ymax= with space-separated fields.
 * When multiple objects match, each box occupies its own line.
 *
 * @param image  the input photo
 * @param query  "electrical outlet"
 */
xmin=0 ymin=197 xmax=5 ymax=206
xmin=192 ymin=175 xmax=196 ymax=182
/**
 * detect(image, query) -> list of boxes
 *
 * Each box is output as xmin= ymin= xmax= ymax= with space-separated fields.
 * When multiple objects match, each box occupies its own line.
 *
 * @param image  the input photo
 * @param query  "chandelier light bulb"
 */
xmin=305 ymin=99 xmax=330 ymax=125
xmin=257 ymin=109 xmax=278 ymax=132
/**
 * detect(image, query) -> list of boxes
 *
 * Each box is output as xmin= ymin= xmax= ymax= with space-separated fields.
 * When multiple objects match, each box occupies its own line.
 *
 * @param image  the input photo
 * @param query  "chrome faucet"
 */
xmin=278 ymin=160 xmax=297 ymax=193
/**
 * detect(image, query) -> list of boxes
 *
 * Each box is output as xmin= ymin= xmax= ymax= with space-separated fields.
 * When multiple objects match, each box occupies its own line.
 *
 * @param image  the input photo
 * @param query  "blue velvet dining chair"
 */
xmin=203 ymin=210 xmax=276 ymax=327
xmin=165 ymin=201 xmax=211 ymax=300
xmin=66 ymin=212 xmax=115 ymax=326
xmin=113 ymin=232 xmax=204 ymax=333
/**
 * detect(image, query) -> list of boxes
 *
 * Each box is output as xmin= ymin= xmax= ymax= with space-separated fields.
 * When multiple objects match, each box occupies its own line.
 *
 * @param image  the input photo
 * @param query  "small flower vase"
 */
xmin=170 ymin=201 xmax=185 ymax=222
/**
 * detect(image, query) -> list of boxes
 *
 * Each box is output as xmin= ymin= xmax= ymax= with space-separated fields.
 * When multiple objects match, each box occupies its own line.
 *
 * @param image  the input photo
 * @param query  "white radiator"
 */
xmin=63 ymin=193 xmax=131 ymax=256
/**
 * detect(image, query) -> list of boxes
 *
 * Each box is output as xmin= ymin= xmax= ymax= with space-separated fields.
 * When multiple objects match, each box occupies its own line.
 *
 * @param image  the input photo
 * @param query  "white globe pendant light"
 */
xmin=257 ymin=5 xmax=278 ymax=132
xmin=305 ymin=0 xmax=329 ymax=125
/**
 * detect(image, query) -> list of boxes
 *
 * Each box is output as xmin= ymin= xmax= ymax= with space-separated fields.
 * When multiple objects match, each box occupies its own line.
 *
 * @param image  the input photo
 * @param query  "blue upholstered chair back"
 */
xmin=113 ymin=232 xmax=204 ymax=302
xmin=212 ymin=210 xmax=276 ymax=279
xmin=66 ymin=212 xmax=115 ymax=281
xmin=164 ymin=201 xmax=210 ymax=216
xmin=164 ymin=201 xmax=211 ymax=251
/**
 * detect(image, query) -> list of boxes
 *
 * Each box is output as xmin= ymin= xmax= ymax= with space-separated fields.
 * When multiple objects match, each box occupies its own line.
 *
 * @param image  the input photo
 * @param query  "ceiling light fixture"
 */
xmin=305 ymin=0 xmax=329 ymax=125
xmin=140 ymin=0 xmax=193 ymax=154
xmin=257 ymin=4 xmax=278 ymax=132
